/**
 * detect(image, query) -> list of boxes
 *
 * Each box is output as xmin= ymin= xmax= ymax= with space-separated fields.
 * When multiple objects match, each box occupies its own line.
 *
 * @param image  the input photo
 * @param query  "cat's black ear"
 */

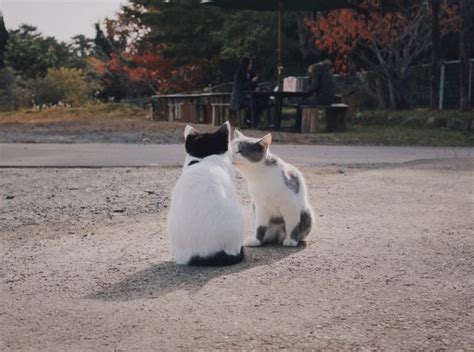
xmin=184 ymin=125 xmax=198 ymax=139
xmin=215 ymin=121 xmax=231 ymax=141
xmin=257 ymin=133 xmax=272 ymax=149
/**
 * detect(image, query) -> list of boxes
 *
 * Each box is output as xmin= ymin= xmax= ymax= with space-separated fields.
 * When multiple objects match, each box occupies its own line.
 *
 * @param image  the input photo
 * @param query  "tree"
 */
xmin=294 ymin=12 xmax=322 ymax=67
xmin=94 ymin=23 xmax=114 ymax=59
xmin=5 ymin=25 xmax=58 ymax=78
xmin=459 ymin=0 xmax=473 ymax=111
xmin=88 ymin=0 xmax=316 ymax=98
xmin=71 ymin=35 xmax=94 ymax=58
xmin=127 ymin=47 xmax=202 ymax=94
xmin=0 ymin=14 xmax=9 ymax=68
xmin=4 ymin=25 xmax=78 ymax=78
xmin=124 ymin=0 xmax=224 ymax=65
xmin=306 ymin=0 xmax=458 ymax=109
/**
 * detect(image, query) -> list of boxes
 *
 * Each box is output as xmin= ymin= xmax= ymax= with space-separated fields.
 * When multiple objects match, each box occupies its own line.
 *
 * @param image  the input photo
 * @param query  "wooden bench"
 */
xmin=180 ymin=103 xmax=200 ymax=123
xmin=300 ymin=103 xmax=348 ymax=133
xmin=151 ymin=93 xmax=231 ymax=122
xmin=167 ymin=102 xmax=183 ymax=122
xmin=211 ymin=103 xmax=230 ymax=126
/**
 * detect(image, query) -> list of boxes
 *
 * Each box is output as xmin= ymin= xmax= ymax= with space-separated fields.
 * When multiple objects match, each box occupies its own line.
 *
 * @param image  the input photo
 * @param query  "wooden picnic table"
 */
xmin=151 ymin=93 xmax=231 ymax=123
xmin=246 ymin=91 xmax=311 ymax=131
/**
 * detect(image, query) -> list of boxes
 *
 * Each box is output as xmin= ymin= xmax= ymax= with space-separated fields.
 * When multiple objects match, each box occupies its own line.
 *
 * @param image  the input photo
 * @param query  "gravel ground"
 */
xmin=1 ymin=159 xmax=473 ymax=351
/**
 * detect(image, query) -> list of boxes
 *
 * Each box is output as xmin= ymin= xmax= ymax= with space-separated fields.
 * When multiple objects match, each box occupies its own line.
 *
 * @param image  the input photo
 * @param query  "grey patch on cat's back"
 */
xmin=238 ymin=142 xmax=265 ymax=162
xmin=282 ymin=170 xmax=300 ymax=194
xmin=264 ymin=155 xmax=279 ymax=166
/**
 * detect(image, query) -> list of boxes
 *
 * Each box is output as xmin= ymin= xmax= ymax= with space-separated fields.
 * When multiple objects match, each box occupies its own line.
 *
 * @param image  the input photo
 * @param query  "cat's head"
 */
xmin=184 ymin=121 xmax=232 ymax=159
xmin=231 ymin=129 xmax=272 ymax=166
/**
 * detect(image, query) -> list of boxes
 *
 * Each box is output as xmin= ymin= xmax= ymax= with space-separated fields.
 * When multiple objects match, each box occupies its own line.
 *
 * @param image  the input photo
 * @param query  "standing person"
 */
xmin=296 ymin=60 xmax=335 ymax=131
xmin=230 ymin=57 xmax=259 ymax=128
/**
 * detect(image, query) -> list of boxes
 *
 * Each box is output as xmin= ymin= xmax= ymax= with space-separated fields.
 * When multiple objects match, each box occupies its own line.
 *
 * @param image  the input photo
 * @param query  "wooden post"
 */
xmin=459 ymin=0 xmax=473 ymax=110
xmin=439 ymin=63 xmax=445 ymax=110
xmin=277 ymin=1 xmax=284 ymax=91
xmin=301 ymin=107 xmax=319 ymax=133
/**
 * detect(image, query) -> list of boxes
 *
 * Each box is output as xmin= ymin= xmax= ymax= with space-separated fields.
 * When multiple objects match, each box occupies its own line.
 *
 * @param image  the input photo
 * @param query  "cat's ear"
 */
xmin=257 ymin=133 xmax=272 ymax=149
xmin=233 ymin=129 xmax=244 ymax=139
xmin=216 ymin=121 xmax=231 ymax=139
xmin=184 ymin=125 xmax=198 ymax=139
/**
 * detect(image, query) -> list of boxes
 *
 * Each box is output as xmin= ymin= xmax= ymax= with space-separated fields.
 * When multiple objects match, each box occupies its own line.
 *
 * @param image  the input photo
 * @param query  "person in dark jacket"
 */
xmin=230 ymin=57 xmax=258 ymax=128
xmin=296 ymin=60 xmax=335 ymax=131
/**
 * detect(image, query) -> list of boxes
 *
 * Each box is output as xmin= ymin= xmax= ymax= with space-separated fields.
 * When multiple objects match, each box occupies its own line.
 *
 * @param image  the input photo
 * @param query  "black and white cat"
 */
xmin=167 ymin=122 xmax=245 ymax=266
xmin=232 ymin=130 xmax=313 ymax=247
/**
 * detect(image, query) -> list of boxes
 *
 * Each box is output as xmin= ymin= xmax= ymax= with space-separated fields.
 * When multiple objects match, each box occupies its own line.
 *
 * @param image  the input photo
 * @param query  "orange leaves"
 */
xmin=96 ymin=46 xmax=202 ymax=94
xmin=86 ymin=57 xmax=107 ymax=74
xmin=306 ymin=7 xmax=368 ymax=72
xmin=440 ymin=0 xmax=459 ymax=33
xmin=127 ymin=48 xmax=202 ymax=94
xmin=306 ymin=0 xmax=441 ymax=73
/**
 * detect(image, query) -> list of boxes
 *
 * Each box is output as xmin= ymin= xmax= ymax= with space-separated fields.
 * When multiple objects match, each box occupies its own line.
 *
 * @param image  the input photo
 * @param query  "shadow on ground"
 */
xmin=93 ymin=244 xmax=306 ymax=301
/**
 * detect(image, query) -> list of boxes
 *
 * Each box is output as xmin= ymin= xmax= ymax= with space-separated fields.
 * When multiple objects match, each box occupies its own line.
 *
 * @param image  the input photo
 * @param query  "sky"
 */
xmin=0 ymin=0 xmax=125 ymax=42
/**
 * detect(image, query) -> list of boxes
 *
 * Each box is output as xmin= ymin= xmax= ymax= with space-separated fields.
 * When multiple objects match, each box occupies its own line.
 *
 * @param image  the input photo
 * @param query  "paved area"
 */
xmin=1 ymin=153 xmax=473 ymax=350
xmin=1 ymin=143 xmax=472 ymax=167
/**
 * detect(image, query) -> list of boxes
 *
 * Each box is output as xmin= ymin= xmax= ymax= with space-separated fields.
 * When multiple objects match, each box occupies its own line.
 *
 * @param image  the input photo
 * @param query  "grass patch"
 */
xmin=0 ymin=103 xmax=472 ymax=146
xmin=241 ymin=126 xmax=473 ymax=147
xmin=357 ymin=108 xmax=473 ymax=127
xmin=0 ymin=103 xmax=149 ymax=124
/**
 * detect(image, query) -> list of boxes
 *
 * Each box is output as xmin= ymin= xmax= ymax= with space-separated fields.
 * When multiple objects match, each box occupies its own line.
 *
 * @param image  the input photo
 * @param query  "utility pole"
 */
xmin=459 ymin=0 xmax=473 ymax=110
xmin=430 ymin=0 xmax=441 ymax=109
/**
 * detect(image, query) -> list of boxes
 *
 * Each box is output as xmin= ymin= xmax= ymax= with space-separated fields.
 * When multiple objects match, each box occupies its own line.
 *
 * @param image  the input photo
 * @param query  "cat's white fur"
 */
xmin=167 ymin=122 xmax=245 ymax=264
xmin=232 ymin=130 xmax=313 ymax=247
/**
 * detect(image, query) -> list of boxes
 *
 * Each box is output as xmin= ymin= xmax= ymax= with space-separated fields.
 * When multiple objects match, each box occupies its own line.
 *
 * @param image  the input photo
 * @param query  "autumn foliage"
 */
xmin=305 ymin=0 xmax=458 ymax=108
xmin=306 ymin=0 xmax=458 ymax=74
xmin=92 ymin=46 xmax=202 ymax=95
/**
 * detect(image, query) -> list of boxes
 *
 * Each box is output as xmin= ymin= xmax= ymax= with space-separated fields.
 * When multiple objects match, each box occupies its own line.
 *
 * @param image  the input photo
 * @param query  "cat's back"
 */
xmin=173 ymin=156 xmax=235 ymax=199
xmin=246 ymin=154 xmax=306 ymax=195
xmin=169 ymin=156 xmax=242 ymax=232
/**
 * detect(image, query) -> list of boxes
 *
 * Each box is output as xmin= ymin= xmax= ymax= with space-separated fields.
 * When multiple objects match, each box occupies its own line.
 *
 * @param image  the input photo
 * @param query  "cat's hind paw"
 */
xmin=245 ymin=238 xmax=263 ymax=247
xmin=282 ymin=238 xmax=299 ymax=247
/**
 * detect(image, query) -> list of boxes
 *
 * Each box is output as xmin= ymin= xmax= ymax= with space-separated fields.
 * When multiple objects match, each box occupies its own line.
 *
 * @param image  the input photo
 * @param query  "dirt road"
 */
xmin=1 ymin=158 xmax=473 ymax=350
xmin=1 ymin=143 xmax=471 ymax=167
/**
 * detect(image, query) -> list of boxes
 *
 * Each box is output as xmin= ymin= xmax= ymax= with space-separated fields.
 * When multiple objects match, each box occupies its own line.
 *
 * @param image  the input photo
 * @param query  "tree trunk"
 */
xmin=294 ymin=12 xmax=321 ymax=66
xmin=459 ymin=0 xmax=472 ymax=111
xmin=387 ymin=79 xmax=397 ymax=109
xmin=374 ymin=77 xmax=386 ymax=109
xmin=430 ymin=0 xmax=441 ymax=109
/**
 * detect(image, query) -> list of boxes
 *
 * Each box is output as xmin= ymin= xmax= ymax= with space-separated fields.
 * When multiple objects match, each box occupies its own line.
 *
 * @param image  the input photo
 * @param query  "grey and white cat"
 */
xmin=231 ymin=130 xmax=314 ymax=247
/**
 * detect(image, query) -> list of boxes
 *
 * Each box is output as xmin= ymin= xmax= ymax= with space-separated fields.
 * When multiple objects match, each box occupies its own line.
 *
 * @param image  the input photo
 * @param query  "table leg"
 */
xmin=275 ymin=96 xmax=283 ymax=131
xmin=250 ymin=94 xmax=256 ymax=129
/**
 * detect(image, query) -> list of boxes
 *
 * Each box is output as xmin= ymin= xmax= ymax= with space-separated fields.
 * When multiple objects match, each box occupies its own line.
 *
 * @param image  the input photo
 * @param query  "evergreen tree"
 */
xmin=94 ymin=23 xmax=114 ymax=58
xmin=0 ymin=14 xmax=10 ymax=68
xmin=122 ymin=0 xmax=305 ymax=84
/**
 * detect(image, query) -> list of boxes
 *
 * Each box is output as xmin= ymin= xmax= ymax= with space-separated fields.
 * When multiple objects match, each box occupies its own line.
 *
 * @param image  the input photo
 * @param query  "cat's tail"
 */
xmin=188 ymin=247 xmax=244 ymax=267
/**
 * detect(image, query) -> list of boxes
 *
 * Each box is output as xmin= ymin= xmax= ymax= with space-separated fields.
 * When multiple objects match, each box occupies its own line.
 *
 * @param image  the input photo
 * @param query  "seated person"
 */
xmin=230 ymin=57 xmax=259 ymax=128
xmin=296 ymin=60 xmax=336 ymax=131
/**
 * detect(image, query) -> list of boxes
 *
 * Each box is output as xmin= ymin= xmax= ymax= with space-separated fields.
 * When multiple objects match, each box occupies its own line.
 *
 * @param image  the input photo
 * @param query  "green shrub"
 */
xmin=33 ymin=68 xmax=98 ymax=106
